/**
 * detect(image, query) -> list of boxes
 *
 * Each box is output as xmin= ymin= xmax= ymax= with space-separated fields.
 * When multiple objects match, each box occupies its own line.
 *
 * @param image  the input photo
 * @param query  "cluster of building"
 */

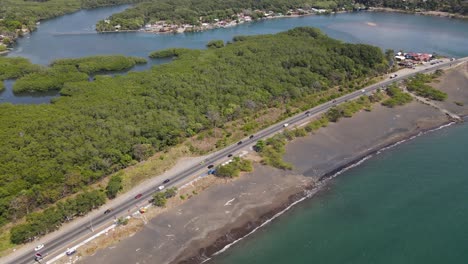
xmin=394 ymin=51 xmax=434 ymax=68
xmin=141 ymin=7 xmax=329 ymax=34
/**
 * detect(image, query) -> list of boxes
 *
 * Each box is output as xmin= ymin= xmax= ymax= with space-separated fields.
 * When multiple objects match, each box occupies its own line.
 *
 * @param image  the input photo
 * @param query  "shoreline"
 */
xmin=174 ymin=119 xmax=461 ymax=264
xmin=97 ymin=8 xmax=468 ymax=36
xmin=366 ymin=7 xmax=468 ymax=20
xmin=171 ymin=65 xmax=468 ymax=264
xmin=80 ymin=63 xmax=467 ymax=264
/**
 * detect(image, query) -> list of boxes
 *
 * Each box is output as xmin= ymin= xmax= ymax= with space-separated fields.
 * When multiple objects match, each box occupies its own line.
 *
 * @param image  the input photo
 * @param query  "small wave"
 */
xmin=202 ymin=121 xmax=457 ymax=263
xmin=202 ymin=192 xmax=311 ymax=263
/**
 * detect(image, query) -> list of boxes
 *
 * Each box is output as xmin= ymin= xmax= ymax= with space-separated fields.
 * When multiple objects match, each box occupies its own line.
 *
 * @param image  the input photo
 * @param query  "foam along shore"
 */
xmin=80 ymin=63 xmax=468 ymax=264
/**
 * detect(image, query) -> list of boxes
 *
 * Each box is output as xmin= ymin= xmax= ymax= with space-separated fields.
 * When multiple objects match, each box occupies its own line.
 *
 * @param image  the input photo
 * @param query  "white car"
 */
xmin=35 ymin=244 xmax=44 ymax=251
xmin=283 ymin=123 xmax=289 ymax=127
xmin=66 ymin=248 xmax=76 ymax=256
xmin=361 ymin=89 xmax=365 ymax=93
xmin=158 ymin=185 xmax=165 ymax=191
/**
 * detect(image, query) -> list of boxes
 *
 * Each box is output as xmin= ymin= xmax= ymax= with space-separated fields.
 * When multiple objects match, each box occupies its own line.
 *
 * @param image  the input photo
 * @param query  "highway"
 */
xmin=7 ymin=57 xmax=466 ymax=264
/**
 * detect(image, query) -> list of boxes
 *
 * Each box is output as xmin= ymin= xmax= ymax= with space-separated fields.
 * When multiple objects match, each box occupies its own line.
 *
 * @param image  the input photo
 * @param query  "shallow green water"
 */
xmin=213 ymin=122 xmax=468 ymax=264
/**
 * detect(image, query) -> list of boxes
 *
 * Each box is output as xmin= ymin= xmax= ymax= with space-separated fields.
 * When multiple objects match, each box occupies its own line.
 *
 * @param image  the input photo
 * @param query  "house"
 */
xmin=395 ymin=55 xmax=406 ymax=61
xmin=405 ymin=52 xmax=432 ymax=62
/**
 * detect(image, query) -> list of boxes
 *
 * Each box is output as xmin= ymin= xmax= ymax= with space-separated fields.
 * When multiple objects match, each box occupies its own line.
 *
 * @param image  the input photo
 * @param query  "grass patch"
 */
xmin=0 ymin=232 xmax=13 ymax=257
xmin=382 ymin=84 xmax=413 ymax=107
xmin=214 ymin=157 xmax=253 ymax=178
xmin=120 ymin=145 xmax=192 ymax=192
xmin=406 ymin=73 xmax=447 ymax=101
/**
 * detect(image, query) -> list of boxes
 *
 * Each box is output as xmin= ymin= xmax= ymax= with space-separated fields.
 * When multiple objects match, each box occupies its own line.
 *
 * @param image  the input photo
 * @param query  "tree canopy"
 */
xmin=0 ymin=27 xmax=387 ymax=229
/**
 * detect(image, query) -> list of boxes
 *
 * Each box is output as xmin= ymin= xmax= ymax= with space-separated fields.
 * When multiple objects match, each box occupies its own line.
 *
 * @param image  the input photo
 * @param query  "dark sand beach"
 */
xmin=80 ymin=63 xmax=467 ymax=264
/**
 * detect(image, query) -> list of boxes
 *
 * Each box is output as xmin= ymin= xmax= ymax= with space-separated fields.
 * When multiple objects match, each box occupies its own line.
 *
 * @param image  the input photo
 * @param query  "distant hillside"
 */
xmin=0 ymin=0 xmax=141 ymax=44
xmin=356 ymin=0 xmax=467 ymax=15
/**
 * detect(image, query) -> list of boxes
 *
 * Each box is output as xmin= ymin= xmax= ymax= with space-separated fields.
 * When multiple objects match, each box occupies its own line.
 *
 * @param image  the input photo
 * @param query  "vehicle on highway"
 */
xmin=237 ymin=141 xmax=243 ymax=145
xmin=158 ymin=185 xmax=165 ymax=190
xmin=283 ymin=123 xmax=289 ymax=127
xmin=227 ymin=154 xmax=233 ymax=158
xmin=208 ymin=169 xmax=216 ymax=175
xmin=65 ymin=248 xmax=76 ymax=256
xmin=34 ymin=253 xmax=43 ymax=261
xmin=104 ymin=209 xmax=112 ymax=215
xmin=207 ymin=164 xmax=214 ymax=169
xmin=135 ymin=193 xmax=143 ymax=199
xmin=163 ymin=179 xmax=170 ymax=184
xmin=249 ymin=135 xmax=255 ymax=139
xmin=34 ymin=244 xmax=44 ymax=252
xmin=361 ymin=89 xmax=365 ymax=93
xmin=305 ymin=111 xmax=310 ymax=115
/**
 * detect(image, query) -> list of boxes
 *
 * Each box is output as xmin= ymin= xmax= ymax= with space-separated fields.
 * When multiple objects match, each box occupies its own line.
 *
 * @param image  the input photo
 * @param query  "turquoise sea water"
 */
xmin=213 ymin=122 xmax=468 ymax=264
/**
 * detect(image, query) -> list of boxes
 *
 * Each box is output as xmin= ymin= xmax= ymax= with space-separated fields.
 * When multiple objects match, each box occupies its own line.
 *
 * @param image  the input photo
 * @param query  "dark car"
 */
xmin=305 ymin=111 xmax=310 ymax=115
xmin=237 ymin=141 xmax=243 ymax=145
xmin=148 ymin=198 xmax=155 ymax=204
xmin=135 ymin=193 xmax=143 ymax=199
xmin=104 ymin=209 xmax=112 ymax=215
xmin=249 ymin=135 xmax=254 ymax=139
xmin=163 ymin=179 xmax=170 ymax=184
xmin=207 ymin=164 xmax=214 ymax=169
xmin=227 ymin=154 xmax=233 ymax=158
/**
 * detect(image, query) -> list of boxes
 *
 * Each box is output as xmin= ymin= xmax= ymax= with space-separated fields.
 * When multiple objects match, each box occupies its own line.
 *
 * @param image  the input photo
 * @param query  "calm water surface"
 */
xmin=7 ymin=7 xmax=468 ymax=64
xmin=0 ymin=5 xmax=468 ymax=104
xmin=3 ymin=6 xmax=468 ymax=104
xmin=2 ymin=5 xmax=468 ymax=263
xmin=213 ymin=123 xmax=468 ymax=264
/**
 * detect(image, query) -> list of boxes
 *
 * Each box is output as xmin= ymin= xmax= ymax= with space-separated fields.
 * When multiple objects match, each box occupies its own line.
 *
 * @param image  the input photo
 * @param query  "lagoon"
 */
xmin=8 ymin=7 xmax=468 ymax=65
xmin=3 ymin=6 xmax=468 ymax=104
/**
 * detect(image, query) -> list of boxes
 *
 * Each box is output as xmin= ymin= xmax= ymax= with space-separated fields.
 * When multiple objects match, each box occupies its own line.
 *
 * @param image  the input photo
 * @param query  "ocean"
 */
xmin=213 ymin=122 xmax=468 ymax=263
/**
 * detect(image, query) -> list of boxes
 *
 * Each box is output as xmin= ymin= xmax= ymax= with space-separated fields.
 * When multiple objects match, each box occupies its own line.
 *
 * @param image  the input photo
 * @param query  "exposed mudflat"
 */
xmin=79 ymin=65 xmax=467 ymax=264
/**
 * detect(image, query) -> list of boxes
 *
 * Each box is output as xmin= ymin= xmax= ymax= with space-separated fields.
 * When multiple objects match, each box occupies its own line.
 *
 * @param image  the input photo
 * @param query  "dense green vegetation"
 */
xmin=255 ymin=94 xmax=383 ymax=170
xmin=256 ymin=134 xmax=293 ymax=170
xmin=13 ymin=65 xmax=89 ymax=93
xmin=406 ymin=73 xmax=447 ymax=101
xmin=1 ymin=55 xmax=146 ymax=93
xmin=0 ymin=0 xmax=141 ymax=43
xmin=0 ymin=57 xmax=42 ymax=80
xmin=0 ymin=28 xmax=387 ymax=239
xmin=151 ymin=187 xmax=177 ymax=207
xmin=106 ymin=173 xmax=123 ymax=199
xmin=10 ymin=190 xmax=106 ymax=244
xmin=206 ymin=40 xmax=225 ymax=49
xmin=0 ymin=80 xmax=4 ymax=91
xmin=382 ymin=84 xmax=413 ymax=107
xmin=214 ymin=157 xmax=253 ymax=178
xmin=51 ymin=55 xmax=147 ymax=74
xmin=148 ymin=48 xmax=198 ymax=59
xmin=356 ymin=0 xmax=467 ymax=15
xmin=95 ymin=0 xmax=358 ymax=31
xmin=96 ymin=0 xmax=466 ymax=32
xmin=326 ymin=96 xmax=373 ymax=122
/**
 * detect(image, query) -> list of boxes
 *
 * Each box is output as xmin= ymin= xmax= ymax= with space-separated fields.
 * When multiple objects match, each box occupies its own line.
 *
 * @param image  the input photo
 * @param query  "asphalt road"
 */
xmin=9 ymin=58 xmax=465 ymax=264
